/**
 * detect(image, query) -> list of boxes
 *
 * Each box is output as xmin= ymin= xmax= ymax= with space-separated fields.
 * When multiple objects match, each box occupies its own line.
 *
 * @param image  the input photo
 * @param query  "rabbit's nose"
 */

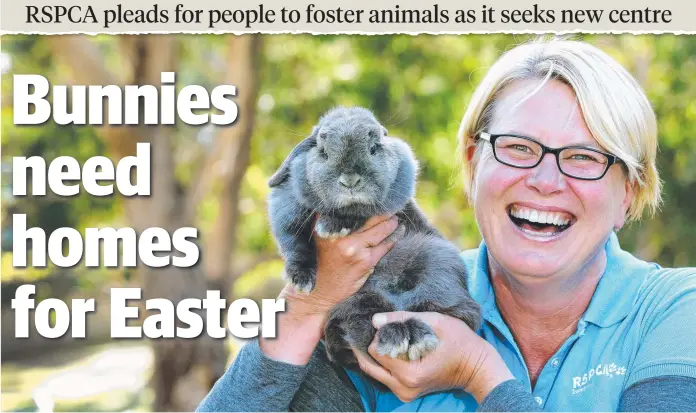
xmin=339 ymin=174 xmax=362 ymax=188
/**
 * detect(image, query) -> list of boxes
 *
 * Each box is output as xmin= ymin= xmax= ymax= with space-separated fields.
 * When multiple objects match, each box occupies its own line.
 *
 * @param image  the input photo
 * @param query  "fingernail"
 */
xmin=372 ymin=313 xmax=387 ymax=328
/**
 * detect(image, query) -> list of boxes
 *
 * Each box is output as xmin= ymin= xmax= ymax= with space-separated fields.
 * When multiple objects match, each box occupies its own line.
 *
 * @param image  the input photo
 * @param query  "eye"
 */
xmin=370 ymin=144 xmax=379 ymax=155
xmin=568 ymin=154 xmax=598 ymax=162
xmin=509 ymin=144 xmax=533 ymax=153
xmin=563 ymin=149 xmax=604 ymax=164
xmin=318 ymin=147 xmax=328 ymax=159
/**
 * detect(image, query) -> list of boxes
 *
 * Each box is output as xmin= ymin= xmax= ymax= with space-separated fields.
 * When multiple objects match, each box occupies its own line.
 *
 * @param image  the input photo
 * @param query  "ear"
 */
xmin=268 ymin=128 xmax=318 ymax=188
xmin=614 ymin=179 xmax=634 ymax=230
xmin=465 ymin=143 xmax=477 ymax=163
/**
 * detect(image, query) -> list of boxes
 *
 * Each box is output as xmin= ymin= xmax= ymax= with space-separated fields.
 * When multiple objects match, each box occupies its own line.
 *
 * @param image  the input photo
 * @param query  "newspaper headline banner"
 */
xmin=0 ymin=0 xmax=693 ymax=34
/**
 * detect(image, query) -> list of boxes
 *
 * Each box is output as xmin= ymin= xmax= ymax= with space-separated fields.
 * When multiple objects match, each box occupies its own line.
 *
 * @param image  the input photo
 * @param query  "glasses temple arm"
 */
xmin=478 ymin=132 xmax=492 ymax=142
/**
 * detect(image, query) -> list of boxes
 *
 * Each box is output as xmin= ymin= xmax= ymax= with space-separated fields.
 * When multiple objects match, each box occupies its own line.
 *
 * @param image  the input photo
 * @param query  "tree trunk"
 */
xmin=47 ymin=34 xmax=262 ymax=411
xmin=202 ymin=35 xmax=263 ymax=299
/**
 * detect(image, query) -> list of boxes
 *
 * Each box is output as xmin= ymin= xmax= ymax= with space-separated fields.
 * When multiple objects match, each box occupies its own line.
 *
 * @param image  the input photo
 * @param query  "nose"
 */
xmin=526 ymin=154 xmax=567 ymax=195
xmin=339 ymin=173 xmax=362 ymax=189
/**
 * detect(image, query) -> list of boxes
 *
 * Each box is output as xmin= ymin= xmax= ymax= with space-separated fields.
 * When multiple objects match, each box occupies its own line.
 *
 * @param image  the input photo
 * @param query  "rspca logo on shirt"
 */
xmin=572 ymin=363 xmax=627 ymax=394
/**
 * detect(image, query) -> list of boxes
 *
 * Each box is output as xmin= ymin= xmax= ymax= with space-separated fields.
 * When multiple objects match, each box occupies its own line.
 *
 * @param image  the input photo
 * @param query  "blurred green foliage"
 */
xmin=1 ymin=33 xmax=695 ymax=293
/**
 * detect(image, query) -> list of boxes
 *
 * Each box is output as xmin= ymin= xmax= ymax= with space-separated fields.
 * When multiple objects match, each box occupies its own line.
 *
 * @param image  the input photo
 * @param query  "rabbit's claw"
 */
xmin=315 ymin=218 xmax=353 ymax=239
xmin=376 ymin=318 xmax=440 ymax=361
xmin=283 ymin=264 xmax=316 ymax=294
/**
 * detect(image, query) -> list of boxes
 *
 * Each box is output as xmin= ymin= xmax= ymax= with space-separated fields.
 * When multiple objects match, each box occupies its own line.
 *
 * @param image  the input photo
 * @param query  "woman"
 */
xmin=197 ymin=39 xmax=696 ymax=411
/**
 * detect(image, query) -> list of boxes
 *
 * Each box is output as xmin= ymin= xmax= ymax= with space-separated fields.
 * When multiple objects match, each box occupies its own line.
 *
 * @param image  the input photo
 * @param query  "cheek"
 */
xmin=376 ymin=163 xmax=396 ymax=189
xmin=308 ymin=164 xmax=334 ymax=188
xmin=474 ymin=159 xmax=526 ymax=203
xmin=473 ymin=161 xmax=529 ymax=234
xmin=569 ymin=180 xmax=621 ymax=224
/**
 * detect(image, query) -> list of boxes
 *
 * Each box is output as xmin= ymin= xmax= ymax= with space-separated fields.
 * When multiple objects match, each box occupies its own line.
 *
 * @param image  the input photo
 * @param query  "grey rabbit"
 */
xmin=268 ymin=106 xmax=481 ymax=367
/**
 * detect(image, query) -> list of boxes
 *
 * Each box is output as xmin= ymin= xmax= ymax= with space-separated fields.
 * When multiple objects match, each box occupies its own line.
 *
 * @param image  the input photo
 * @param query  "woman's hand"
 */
xmin=260 ymin=215 xmax=399 ymax=365
xmin=353 ymin=311 xmax=514 ymax=404
xmin=284 ymin=214 xmax=399 ymax=315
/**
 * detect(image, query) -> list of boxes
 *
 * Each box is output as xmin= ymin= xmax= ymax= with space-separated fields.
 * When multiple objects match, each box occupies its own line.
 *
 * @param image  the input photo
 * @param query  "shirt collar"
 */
xmin=581 ymin=232 xmax=657 ymax=327
xmin=465 ymin=232 xmax=656 ymax=329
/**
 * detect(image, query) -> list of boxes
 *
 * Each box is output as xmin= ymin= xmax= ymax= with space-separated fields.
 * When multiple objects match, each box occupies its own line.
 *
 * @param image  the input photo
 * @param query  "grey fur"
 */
xmin=268 ymin=106 xmax=481 ymax=369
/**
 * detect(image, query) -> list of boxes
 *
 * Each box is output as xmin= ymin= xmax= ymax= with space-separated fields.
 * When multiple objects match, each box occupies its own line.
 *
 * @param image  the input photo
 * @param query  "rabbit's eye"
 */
xmin=318 ymin=147 xmax=328 ymax=159
xmin=370 ymin=144 xmax=379 ymax=155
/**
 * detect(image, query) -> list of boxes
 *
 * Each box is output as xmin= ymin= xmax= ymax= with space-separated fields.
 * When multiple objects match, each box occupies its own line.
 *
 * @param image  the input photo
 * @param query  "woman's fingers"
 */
xmin=366 ymin=237 xmax=396 ymax=266
xmin=322 ymin=216 xmax=397 ymax=271
xmin=372 ymin=311 xmax=443 ymax=332
xmin=314 ymin=214 xmax=397 ymax=268
xmin=352 ymin=347 xmax=400 ymax=389
xmin=360 ymin=344 xmax=427 ymax=402
xmin=356 ymin=215 xmax=399 ymax=247
xmin=355 ymin=214 xmax=395 ymax=234
xmin=372 ymin=310 xmax=410 ymax=328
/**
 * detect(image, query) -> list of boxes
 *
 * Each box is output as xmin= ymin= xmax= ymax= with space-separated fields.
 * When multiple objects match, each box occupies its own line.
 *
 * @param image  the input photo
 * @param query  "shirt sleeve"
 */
xmin=476 ymin=380 xmax=541 ymax=412
xmin=196 ymin=339 xmax=364 ymax=412
xmin=196 ymin=339 xmax=310 ymax=412
xmin=290 ymin=342 xmax=365 ymax=411
xmin=619 ymin=376 xmax=696 ymax=411
xmin=626 ymin=268 xmax=696 ymax=387
xmin=473 ymin=377 xmax=696 ymax=412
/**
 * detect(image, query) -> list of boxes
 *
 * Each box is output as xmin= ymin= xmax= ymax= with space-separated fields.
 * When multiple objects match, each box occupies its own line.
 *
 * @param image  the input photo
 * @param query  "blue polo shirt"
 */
xmin=346 ymin=232 xmax=696 ymax=411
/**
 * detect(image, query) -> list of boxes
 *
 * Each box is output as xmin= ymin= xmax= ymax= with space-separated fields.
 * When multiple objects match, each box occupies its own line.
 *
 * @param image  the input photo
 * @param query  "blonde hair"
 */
xmin=457 ymin=39 xmax=662 ymax=221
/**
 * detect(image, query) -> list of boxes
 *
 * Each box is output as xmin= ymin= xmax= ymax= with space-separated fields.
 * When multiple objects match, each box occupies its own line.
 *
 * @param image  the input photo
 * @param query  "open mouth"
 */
xmin=507 ymin=204 xmax=576 ymax=237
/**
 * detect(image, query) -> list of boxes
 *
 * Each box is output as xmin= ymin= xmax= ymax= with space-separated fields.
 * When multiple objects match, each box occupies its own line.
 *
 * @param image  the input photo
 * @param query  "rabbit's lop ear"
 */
xmin=268 ymin=129 xmax=318 ymax=187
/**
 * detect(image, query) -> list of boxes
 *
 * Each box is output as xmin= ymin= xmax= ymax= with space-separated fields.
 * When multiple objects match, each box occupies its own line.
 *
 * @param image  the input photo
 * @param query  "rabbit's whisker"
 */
xmin=389 ymin=114 xmax=410 ymax=128
xmin=282 ymin=126 xmax=308 ymax=137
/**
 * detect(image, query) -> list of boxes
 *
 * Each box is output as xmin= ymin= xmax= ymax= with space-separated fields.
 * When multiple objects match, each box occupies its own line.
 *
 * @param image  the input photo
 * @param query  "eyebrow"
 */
xmin=498 ymin=130 xmax=602 ymax=150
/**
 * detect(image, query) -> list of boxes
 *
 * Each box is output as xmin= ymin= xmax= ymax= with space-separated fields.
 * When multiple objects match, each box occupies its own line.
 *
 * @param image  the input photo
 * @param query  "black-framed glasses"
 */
xmin=477 ymin=132 xmax=624 ymax=181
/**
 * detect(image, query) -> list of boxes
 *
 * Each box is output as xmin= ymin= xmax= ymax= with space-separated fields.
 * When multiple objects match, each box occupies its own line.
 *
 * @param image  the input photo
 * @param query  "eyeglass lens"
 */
xmin=493 ymin=135 xmax=609 ymax=179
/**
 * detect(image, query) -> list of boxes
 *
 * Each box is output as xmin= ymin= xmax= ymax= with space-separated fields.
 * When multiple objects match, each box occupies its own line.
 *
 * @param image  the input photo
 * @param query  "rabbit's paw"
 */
xmin=406 ymin=332 xmax=439 ymax=361
xmin=324 ymin=319 xmax=361 ymax=368
xmin=315 ymin=218 xmax=353 ymax=239
xmin=385 ymin=223 xmax=406 ymax=243
xmin=376 ymin=318 xmax=439 ymax=361
xmin=283 ymin=263 xmax=316 ymax=294
xmin=315 ymin=224 xmax=351 ymax=239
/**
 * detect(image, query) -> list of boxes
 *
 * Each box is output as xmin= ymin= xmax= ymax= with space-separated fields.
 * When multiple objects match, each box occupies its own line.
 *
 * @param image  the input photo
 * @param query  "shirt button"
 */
xmin=551 ymin=358 xmax=560 ymax=367
xmin=535 ymin=396 xmax=543 ymax=405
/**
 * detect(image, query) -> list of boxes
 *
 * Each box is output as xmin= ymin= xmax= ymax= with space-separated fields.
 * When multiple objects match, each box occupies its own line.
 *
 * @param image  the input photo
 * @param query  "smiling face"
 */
xmin=473 ymin=79 xmax=633 ymax=280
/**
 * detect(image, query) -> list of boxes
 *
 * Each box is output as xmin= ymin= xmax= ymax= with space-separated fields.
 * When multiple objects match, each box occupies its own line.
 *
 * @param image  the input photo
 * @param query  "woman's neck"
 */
xmin=488 ymin=247 xmax=607 ymax=385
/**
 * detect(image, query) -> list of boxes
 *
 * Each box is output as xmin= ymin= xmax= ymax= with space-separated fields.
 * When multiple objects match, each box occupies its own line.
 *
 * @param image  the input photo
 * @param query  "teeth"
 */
xmin=509 ymin=205 xmax=572 ymax=226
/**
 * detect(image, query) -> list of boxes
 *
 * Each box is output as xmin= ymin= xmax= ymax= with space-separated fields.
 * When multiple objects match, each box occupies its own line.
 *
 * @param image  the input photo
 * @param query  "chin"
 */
xmin=485 ymin=213 xmax=580 ymax=279
xmin=335 ymin=192 xmax=374 ymax=207
xmin=502 ymin=252 xmax=567 ymax=279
